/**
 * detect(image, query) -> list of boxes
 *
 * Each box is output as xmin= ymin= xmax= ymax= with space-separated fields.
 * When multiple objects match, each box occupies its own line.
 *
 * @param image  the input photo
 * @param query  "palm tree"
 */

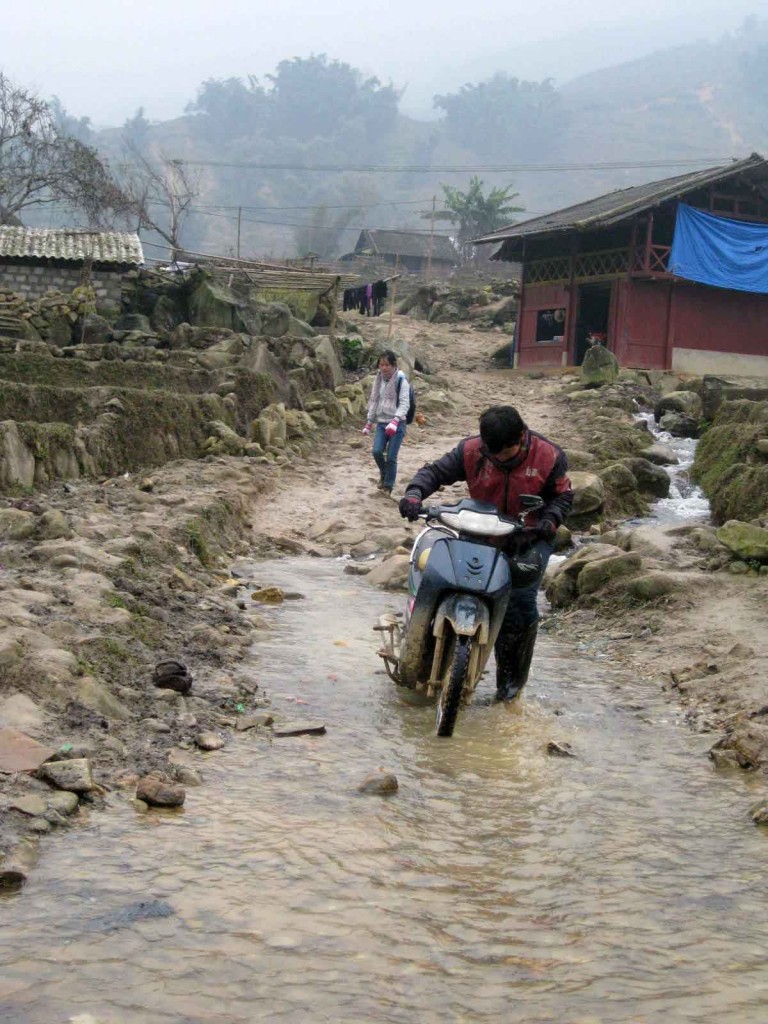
xmin=429 ymin=177 xmax=523 ymax=261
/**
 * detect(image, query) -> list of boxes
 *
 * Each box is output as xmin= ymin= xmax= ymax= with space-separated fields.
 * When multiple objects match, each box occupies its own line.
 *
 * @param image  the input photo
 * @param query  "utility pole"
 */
xmin=236 ymin=207 xmax=242 ymax=259
xmin=387 ymin=254 xmax=400 ymax=341
xmin=425 ymin=194 xmax=436 ymax=285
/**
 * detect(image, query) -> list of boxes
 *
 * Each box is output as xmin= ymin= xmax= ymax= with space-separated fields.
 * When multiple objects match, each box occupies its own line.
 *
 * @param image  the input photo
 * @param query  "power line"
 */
xmin=195 ymin=197 xmax=436 ymax=211
xmin=172 ymin=156 xmax=732 ymax=174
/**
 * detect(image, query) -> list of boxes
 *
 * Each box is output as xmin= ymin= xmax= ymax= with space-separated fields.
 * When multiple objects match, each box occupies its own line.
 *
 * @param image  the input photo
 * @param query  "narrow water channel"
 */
xmin=635 ymin=412 xmax=710 ymax=525
xmin=2 ymin=558 xmax=767 ymax=1024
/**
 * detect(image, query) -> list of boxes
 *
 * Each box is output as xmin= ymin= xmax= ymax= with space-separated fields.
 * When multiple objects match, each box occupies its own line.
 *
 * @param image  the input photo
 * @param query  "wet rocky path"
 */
xmin=2 ymin=558 xmax=768 ymax=1024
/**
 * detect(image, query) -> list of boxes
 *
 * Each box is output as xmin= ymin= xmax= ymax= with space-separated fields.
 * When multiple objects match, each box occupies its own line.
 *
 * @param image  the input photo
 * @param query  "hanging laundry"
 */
xmin=342 ymin=280 xmax=389 ymax=317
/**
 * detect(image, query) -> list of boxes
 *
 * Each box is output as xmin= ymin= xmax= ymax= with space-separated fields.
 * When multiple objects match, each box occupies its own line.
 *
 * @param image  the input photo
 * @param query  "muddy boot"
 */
xmin=494 ymin=622 xmax=538 ymax=702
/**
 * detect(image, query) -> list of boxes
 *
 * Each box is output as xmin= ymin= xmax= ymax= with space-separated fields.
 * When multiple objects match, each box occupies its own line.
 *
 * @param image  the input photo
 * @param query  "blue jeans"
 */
xmin=372 ymin=421 xmax=406 ymax=489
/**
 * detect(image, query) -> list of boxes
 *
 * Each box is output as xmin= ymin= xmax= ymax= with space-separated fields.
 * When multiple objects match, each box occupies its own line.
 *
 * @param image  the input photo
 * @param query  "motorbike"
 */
xmin=375 ymin=495 xmax=545 ymax=737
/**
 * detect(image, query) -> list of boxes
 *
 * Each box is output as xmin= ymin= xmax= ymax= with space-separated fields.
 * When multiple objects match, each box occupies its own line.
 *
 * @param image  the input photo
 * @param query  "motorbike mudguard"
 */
xmin=433 ymin=593 xmax=490 ymax=642
xmin=398 ymin=537 xmax=511 ymax=688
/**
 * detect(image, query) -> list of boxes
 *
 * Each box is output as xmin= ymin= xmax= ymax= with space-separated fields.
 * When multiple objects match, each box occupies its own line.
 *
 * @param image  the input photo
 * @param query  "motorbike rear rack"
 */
xmin=373 ymin=613 xmax=403 ymax=685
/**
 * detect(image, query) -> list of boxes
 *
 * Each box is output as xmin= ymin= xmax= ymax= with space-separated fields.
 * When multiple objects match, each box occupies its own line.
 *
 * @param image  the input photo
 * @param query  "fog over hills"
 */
xmin=4 ymin=6 xmax=768 ymax=258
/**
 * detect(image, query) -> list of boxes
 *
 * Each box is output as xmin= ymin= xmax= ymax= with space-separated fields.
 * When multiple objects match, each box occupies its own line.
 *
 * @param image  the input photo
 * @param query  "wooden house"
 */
xmin=475 ymin=154 xmax=768 ymax=377
xmin=342 ymin=228 xmax=457 ymax=277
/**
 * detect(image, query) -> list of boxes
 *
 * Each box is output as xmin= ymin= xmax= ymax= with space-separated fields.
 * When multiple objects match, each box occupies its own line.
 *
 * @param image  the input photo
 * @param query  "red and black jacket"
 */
xmin=406 ymin=430 xmax=573 ymax=527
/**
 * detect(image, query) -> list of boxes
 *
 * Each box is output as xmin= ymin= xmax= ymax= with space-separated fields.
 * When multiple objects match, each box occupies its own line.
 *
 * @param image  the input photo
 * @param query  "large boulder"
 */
xmin=114 ymin=313 xmax=152 ymax=334
xmin=699 ymin=376 xmax=768 ymax=420
xmin=581 ymin=344 xmax=619 ymax=387
xmin=261 ymin=302 xmax=292 ymax=338
xmin=284 ymin=409 xmax=318 ymax=439
xmin=0 ymin=422 xmax=36 ymax=489
xmin=655 ymin=390 xmax=703 ymax=422
xmin=251 ymin=403 xmax=287 ymax=448
xmin=577 ymin=551 xmax=643 ymax=595
xmin=303 ymin=390 xmax=346 ymax=426
xmin=569 ymin=471 xmax=606 ymax=514
xmin=641 ymin=442 xmax=678 ymax=467
xmin=286 ymin=316 xmax=316 ymax=339
xmin=659 ymin=412 xmax=700 ymax=438
xmin=46 ymin=314 xmax=73 ymax=347
xmin=621 ymin=457 xmax=671 ymax=498
xmin=312 ymin=336 xmax=344 ymax=388
xmin=716 ymin=520 xmax=768 ymax=563
xmin=203 ymin=420 xmax=246 ymax=456
xmin=0 ymin=508 xmax=37 ymax=540
xmin=544 ymin=543 xmax=626 ymax=607
xmin=189 ymin=278 xmax=245 ymax=331
xmin=627 ymin=572 xmax=682 ymax=601
xmin=366 ymin=554 xmax=410 ymax=590
xmin=599 ymin=462 xmax=639 ymax=496
xmin=151 ymin=294 xmax=183 ymax=334
xmin=78 ymin=313 xmax=112 ymax=346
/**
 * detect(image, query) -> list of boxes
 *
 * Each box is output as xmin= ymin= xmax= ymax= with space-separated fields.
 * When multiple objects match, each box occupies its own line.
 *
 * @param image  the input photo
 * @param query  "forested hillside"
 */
xmin=45 ymin=18 xmax=768 ymax=260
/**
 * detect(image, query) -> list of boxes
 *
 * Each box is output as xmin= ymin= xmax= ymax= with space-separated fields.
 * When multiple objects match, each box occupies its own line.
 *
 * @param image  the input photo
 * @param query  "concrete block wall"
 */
xmin=0 ymin=263 xmax=124 ymax=306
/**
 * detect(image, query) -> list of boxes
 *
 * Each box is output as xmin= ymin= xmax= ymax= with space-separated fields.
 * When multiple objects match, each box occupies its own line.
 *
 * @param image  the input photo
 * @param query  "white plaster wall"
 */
xmin=672 ymin=347 xmax=768 ymax=379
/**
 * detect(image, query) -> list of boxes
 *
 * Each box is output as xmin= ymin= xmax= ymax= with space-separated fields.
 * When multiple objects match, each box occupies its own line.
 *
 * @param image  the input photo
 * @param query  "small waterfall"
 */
xmin=634 ymin=412 xmax=710 ymax=524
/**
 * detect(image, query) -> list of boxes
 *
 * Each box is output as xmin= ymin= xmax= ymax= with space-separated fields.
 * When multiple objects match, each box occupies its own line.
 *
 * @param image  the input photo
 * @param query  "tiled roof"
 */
xmin=356 ymin=228 xmax=457 ymax=262
xmin=0 ymin=227 xmax=143 ymax=266
xmin=474 ymin=153 xmax=768 ymax=246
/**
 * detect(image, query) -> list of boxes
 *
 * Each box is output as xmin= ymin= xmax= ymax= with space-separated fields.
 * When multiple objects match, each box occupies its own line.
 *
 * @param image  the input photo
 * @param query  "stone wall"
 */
xmin=0 ymin=263 xmax=124 ymax=307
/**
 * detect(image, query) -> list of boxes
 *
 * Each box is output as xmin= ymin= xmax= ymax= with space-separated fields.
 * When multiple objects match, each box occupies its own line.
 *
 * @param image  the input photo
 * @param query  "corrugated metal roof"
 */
xmin=0 ymin=227 xmax=144 ymax=266
xmin=474 ymin=153 xmax=768 ymax=246
xmin=357 ymin=229 xmax=457 ymax=262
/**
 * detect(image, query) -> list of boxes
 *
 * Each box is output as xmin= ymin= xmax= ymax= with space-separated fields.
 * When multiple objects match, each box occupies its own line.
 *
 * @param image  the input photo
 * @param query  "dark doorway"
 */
xmin=575 ymin=283 xmax=612 ymax=365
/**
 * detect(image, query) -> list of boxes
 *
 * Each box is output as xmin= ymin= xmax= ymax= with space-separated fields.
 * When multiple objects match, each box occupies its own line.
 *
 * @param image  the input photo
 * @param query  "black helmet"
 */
xmin=506 ymin=546 xmax=545 ymax=587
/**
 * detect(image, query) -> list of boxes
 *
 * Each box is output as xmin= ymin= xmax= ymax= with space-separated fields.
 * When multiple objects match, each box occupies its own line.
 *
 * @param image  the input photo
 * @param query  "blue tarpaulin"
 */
xmin=669 ymin=203 xmax=768 ymax=293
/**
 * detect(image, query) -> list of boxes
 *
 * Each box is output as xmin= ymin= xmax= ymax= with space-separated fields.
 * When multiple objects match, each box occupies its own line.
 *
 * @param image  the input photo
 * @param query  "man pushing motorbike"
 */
xmin=398 ymin=405 xmax=573 ymax=703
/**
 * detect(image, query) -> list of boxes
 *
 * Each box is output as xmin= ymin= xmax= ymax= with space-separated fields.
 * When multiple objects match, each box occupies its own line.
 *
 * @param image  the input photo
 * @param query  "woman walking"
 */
xmin=362 ymin=350 xmax=410 ymax=495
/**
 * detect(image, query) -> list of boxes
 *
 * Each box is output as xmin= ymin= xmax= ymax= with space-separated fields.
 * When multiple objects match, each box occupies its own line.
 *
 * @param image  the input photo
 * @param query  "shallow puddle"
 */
xmin=2 ymin=558 xmax=767 ymax=1024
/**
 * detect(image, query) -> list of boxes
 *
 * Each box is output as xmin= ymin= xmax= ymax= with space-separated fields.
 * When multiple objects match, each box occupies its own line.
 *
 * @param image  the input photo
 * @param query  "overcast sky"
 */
xmin=0 ymin=1 xmax=761 ymax=125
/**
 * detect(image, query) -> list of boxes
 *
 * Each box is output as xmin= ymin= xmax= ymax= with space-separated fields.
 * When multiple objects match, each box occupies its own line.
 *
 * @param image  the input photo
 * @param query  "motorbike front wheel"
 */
xmin=435 ymin=633 xmax=473 ymax=738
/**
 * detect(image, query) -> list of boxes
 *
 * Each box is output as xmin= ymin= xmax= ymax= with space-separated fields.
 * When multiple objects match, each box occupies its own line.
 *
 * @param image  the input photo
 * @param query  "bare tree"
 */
xmin=118 ymin=146 xmax=200 ymax=259
xmin=0 ymin=72 xmax=127 ymax=225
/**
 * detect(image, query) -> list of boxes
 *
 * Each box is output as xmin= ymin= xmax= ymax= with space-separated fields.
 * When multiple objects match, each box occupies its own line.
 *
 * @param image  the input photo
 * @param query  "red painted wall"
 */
xmin=671 ymin=285 xmax=768 ymax=356
xmin=518 ymin=283 xmax=570 ymax=367
xmin=614 ymin=279 xmax=671 ymax=369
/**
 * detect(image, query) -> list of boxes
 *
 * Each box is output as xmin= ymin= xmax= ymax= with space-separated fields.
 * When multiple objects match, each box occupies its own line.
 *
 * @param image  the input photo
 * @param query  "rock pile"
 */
xmin=0 ymin=286 xmax=97 ymax=346
xmin=395 ymin=280 xmax=518 ymax=329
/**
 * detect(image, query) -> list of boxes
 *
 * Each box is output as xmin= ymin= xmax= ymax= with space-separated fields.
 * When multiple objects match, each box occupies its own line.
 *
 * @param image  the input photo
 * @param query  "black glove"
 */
xmin=505 ymin=528 xmax=537 ymax=556
xmin=536 ymin=518 xmax=558 ymax=545
xmin=506 ymin=519 xmax=557 ymax=555
xmin=399 ymin=494 xmax=422 ymax=521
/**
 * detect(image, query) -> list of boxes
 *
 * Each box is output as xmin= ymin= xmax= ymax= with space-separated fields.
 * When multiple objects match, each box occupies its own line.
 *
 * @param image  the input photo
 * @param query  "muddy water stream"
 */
xmin=2 ymin=558 xmax=768 ymax=1024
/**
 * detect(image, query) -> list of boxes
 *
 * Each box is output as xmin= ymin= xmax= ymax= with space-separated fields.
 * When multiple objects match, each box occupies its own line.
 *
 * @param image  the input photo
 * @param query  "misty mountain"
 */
xmin=73 ymin=19 xmax=768 ymax=260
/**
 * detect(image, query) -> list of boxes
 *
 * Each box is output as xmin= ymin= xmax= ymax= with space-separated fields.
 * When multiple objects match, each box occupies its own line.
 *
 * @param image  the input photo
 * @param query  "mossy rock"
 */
xmin=189 ymin=279 xmax=246 ymax=331
xmin=627 ymin=572 xmax=681 ymax=601
xmin=577 ymin=551 xmax=643 ymax=595
xmin=0 ymin=508 xmax=37 ymax=540
xmin=716 ymin=520 xmax=768 ymax=563
xmin=654 ymin=390 xmax=702 ymax=421
xmin=569 ymin=471 xmax=605 ymax=514
xmin=581 ymin=345 xmax=619 ymax=387
xmin=599 ymin=462 xmax=638 ymax=495
xmin=621 ymin=457 xmax=671 ymax=498
xmin=693 ymin=399 xmax=768 ymax=523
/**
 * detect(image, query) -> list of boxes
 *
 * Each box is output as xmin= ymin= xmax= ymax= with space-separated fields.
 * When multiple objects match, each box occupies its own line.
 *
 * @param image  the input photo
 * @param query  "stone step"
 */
xmin=0 ymin=314 xmax=26 ymax=339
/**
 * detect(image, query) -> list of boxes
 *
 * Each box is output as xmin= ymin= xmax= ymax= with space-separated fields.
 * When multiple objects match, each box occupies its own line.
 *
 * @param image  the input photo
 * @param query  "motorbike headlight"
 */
xmin=438 ymin=509 xmax=516 ymax=536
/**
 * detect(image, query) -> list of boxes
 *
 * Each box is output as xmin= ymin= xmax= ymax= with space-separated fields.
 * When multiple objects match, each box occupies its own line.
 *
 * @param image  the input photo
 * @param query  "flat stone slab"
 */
xmin=10 ymin=794 xmax=48 ymax=816
xmin=272 ymin=721 xmax=326 ymax=737
xmin=0 ymin=728 xmax=55 ymax=774
xmin=235 ymin=713 xmax=274 ymax=732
